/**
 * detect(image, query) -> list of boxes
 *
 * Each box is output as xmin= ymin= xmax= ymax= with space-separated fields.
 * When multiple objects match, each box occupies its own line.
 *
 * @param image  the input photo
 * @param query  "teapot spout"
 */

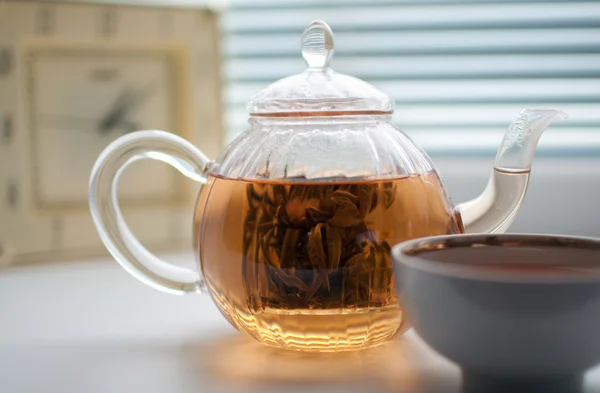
xmin=495 ymin=108 xmax=568 ymax=172
xmin=457 ymin=109 xmax=567 ymax=234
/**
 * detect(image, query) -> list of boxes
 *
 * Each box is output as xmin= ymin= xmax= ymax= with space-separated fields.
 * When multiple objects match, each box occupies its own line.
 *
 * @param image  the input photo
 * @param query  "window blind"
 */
xmin=222 ymin=0 xmax=600 ymax=156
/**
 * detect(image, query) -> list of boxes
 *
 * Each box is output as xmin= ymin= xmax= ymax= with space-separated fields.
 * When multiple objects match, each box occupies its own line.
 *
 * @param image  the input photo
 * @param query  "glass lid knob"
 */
xmin=301 ymin=20 xmax=334 ymax=69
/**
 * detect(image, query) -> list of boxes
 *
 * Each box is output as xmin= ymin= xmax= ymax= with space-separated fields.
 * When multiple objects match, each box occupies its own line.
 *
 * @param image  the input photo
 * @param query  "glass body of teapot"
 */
xmin=89 ymin=21 xmax=566 ymax=351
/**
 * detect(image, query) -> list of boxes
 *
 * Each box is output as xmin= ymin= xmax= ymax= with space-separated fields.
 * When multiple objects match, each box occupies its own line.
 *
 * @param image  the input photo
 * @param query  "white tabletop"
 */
xmin=2 ymin=253 xmax=600 ymax=393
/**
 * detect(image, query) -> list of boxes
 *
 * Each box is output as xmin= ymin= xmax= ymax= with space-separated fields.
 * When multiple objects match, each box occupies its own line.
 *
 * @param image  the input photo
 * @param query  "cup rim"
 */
xmin=392 ymin=233 xmax=600 ymax=284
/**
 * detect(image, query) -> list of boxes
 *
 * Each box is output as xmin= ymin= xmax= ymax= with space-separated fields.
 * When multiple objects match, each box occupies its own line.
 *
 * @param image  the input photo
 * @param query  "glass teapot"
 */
xmin=89 ymin=21 xmax=566 ymax=352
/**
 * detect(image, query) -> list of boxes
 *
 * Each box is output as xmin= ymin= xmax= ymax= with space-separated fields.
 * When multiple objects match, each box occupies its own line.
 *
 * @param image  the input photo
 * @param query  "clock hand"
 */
xmin=98 ymin=87 xmax=135 ymax=133
xmin=98 ymin=83 xmax=156 ymax=134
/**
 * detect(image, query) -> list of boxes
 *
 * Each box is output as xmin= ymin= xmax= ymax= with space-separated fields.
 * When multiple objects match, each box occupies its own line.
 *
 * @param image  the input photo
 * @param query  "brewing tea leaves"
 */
xmin=242 ymin=179 xmax=400 ymax=309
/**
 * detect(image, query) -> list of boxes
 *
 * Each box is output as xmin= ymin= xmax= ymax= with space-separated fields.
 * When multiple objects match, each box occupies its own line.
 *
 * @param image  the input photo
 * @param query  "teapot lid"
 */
xmin=247 ymin=20 xmax=395 ymax=116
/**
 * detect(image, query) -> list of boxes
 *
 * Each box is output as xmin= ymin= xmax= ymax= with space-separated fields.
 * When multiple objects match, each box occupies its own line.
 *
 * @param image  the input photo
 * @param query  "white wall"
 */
xmin=436 ymin=157 xmax=600 ymax=237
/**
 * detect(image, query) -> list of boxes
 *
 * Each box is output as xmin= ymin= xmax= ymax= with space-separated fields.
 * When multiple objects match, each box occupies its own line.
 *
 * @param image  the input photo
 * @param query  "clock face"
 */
xmin=26 ymin=46 xmax=185 ymax=211
xmin=0 ymin=1 xmax=221 ymax=264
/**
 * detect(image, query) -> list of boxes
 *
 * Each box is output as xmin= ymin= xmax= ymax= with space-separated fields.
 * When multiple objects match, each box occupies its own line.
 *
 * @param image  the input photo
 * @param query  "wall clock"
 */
xmin=0 ymin=1 xmax=223 ymax=265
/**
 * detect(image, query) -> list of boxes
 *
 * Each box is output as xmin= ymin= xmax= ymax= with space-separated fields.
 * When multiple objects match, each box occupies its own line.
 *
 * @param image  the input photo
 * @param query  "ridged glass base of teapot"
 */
xmin=195 ymin=173 xmax=463 ymax=351
xmin=209 ymin=289 xmax=402 ymax=351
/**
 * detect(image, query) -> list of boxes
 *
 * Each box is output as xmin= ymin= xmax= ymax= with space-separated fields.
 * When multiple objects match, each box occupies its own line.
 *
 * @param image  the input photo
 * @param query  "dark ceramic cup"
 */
xmin=392 ymin=234 xmax=600 ymax=393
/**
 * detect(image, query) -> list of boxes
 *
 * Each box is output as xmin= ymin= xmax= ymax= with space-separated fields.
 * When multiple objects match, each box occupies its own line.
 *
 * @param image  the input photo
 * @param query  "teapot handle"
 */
xmin=89 ymin=131 xmax=211 ymax=295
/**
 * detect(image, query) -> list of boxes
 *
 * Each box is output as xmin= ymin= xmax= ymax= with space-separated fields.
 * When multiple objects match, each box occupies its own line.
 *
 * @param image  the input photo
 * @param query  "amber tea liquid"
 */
xmin=195 ymin=173 xmax=463 ymax=351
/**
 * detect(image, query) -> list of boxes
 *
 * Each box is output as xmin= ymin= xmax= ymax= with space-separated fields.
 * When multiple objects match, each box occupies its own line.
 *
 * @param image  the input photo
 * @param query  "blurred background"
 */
xmin=1 ymin=0 xmax=600 ymax=266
